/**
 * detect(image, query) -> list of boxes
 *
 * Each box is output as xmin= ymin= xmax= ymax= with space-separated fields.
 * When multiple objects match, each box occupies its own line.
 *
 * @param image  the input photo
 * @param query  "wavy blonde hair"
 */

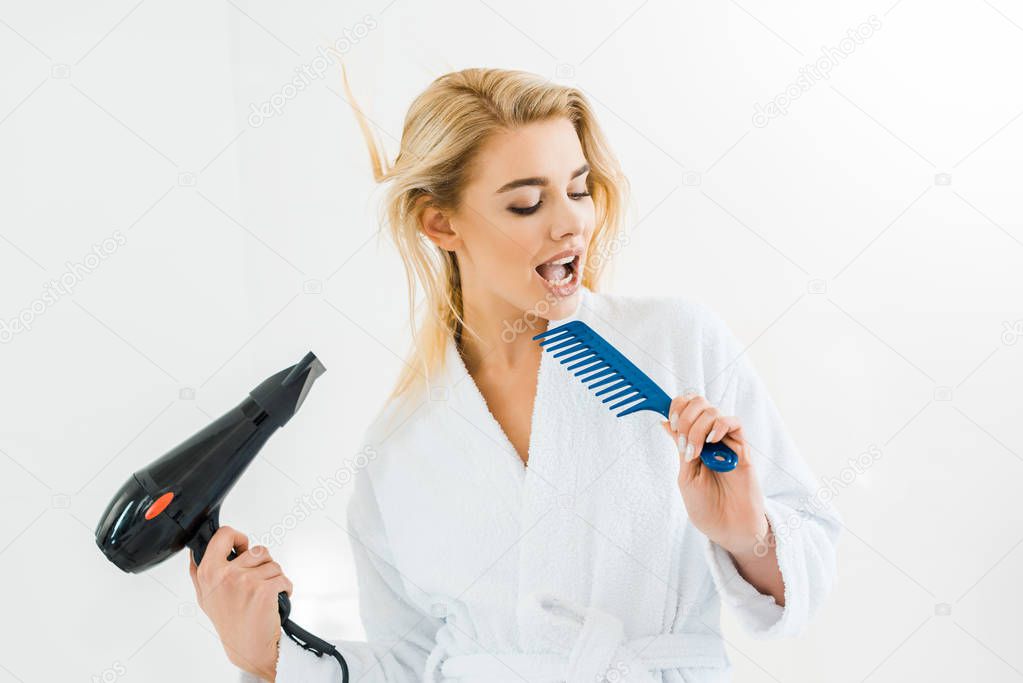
xmin=342 ymin=65 xmax=630 ymax=404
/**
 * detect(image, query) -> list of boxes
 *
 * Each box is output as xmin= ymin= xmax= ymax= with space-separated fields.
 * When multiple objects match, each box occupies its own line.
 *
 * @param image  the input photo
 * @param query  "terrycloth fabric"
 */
xmin=238 ymin=284 xmax=841 ymax=683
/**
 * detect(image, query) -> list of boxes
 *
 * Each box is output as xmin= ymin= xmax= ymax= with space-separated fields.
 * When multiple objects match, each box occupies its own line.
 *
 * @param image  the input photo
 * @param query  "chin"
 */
xmin=543 ymin=287 xmax=580 ymax=311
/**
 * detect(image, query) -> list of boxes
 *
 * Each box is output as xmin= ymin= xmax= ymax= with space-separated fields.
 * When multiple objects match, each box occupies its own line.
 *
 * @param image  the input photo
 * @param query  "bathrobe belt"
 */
xmin=425 ymin=593 xmax=728 ymax=682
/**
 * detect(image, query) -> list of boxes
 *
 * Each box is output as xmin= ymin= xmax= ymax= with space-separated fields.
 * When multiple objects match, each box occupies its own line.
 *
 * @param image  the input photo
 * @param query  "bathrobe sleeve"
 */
xmin=696 ymin=304 xmax=842 ymax=639
xmin=239 ymin=450 xmax=443 ymax=682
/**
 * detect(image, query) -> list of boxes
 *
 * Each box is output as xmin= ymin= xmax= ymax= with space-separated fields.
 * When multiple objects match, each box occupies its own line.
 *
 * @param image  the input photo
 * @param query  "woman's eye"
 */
xmin=508 ymin=191 xmax=591 ymax=216
xmin=509 ymin=201 xmax=541 ymax=216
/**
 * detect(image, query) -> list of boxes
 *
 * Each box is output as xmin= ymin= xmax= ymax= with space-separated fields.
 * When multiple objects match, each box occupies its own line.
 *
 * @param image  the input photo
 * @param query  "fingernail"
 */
xmin=706 ymin=429 xmax=716 ymax=443
xmin=677 ymin=433 xmax=687 ymax=453
xmin=669 ymin=412 xmax=677 ymax=431
xmin=685 ymin=443 xmax=695 ymax=462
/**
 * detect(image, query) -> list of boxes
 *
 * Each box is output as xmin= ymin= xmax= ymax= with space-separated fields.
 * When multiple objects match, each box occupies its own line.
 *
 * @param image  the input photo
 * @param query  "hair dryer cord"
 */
xmin=282 ymin=617 xmax=350 ymax=682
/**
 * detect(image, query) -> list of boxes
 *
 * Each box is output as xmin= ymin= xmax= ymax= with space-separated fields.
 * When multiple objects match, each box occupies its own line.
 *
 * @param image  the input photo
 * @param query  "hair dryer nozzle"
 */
xmin=250 ymin=351 xmax=326 ymax=428
xmin=283 ymin=352 xmax=326 ymax=414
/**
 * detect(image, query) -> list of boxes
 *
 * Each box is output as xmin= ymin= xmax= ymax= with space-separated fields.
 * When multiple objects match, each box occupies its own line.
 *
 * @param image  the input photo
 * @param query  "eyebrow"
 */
xmin=495 ymin=163 xmax=590 ymax=194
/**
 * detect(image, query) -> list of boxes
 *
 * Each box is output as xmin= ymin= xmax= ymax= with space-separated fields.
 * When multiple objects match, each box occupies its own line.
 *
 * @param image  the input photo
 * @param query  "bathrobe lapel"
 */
xmin=377 ymin=285 xmax=694 ymax=656
xmin=440 ymin=286 xmax=607 ymax=487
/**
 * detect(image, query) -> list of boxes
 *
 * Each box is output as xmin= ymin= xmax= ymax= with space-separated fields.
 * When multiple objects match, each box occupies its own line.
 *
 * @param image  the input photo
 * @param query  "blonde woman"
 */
xmin=192 ymin=67 xmax=841 ymax=683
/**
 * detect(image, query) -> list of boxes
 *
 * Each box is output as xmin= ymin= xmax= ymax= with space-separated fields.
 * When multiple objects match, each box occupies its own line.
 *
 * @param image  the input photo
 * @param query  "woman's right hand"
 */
xmin=188 ymin=526 xmax=293 ymax=682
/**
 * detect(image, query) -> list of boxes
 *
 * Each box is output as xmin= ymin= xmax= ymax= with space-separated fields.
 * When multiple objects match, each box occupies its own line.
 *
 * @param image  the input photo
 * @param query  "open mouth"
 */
xmin=534 ymin=252 xmax=581 ymax=294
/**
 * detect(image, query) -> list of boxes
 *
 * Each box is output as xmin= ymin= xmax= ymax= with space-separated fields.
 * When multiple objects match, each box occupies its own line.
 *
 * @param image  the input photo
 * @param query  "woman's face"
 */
xmin=423 ymin=117 xmax=596 ymax=326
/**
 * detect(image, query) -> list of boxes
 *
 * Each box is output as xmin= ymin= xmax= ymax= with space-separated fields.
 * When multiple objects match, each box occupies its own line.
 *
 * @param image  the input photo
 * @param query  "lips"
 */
xmin=534 ymin=248 xmax=582 ymax=297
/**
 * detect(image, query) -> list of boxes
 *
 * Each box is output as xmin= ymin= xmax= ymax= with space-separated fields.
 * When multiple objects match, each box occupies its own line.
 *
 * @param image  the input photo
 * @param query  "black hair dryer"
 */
xmin=94 ymin=352 xmax=350 ymax=680
xmin=95 ymin=351 xmax=324 ymax=618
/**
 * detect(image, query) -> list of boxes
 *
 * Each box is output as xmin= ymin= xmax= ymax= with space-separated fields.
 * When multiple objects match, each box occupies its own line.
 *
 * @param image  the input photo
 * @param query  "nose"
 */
xmin=548 ymin=193 xmax=587 ymax=242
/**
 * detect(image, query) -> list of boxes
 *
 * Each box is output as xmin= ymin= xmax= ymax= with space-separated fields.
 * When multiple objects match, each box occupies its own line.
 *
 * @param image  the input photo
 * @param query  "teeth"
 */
xmin=550 ymin=272 xmax=573 ymax=286
xmin=546 ymin=268 xmax=575 ymax=287
xmin=545 ymin=255 xmax=575 ymax=266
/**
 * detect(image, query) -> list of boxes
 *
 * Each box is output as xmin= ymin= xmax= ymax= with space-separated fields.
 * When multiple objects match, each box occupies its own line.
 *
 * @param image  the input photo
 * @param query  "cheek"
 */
xmin=579 ymin=200 xmax=597 ymax=230
xmin=464 ymin=213 xmax=525 ymax=266
xmin=581 ymin=220 xmax=596 ymax=246
xmin=483 ymin=237 xmax=533 ymax=279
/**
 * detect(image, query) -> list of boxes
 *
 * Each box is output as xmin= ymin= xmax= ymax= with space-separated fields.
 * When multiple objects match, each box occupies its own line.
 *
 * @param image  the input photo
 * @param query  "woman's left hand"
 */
xmin=661 ymin=392 xmax=771 ymax=558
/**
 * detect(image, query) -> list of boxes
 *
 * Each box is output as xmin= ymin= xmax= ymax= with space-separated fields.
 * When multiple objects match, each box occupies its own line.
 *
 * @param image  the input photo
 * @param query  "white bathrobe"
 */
xmin=240 ymin=284 xmax=841 ymax=683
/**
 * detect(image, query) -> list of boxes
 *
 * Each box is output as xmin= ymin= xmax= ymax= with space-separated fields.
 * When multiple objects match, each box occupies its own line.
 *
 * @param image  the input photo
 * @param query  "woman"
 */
xmin=191 ymin=67 xmax=841 ymax=682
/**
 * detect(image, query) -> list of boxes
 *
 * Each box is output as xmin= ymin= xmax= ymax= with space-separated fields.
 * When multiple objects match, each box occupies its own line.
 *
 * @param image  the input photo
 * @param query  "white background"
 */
xmin=1 ymin=0 xmax=1021 ymax=681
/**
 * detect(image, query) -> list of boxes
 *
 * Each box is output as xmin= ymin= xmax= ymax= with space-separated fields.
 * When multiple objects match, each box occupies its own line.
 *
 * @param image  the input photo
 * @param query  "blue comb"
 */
xmin=532 ymin=320 xmax=738 ymax=473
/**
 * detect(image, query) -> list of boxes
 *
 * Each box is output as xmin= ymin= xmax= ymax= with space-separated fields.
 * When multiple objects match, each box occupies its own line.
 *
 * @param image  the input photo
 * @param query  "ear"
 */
xmin=417 ymin=196 xmax=461 ymax=252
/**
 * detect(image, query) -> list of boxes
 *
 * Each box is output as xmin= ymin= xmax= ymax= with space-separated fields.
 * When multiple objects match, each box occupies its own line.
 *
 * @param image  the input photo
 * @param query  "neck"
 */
xmin=454 ymin=264 xmax=583 ymax=372
xmin=457 ymin=294 xmax=547 ymax=373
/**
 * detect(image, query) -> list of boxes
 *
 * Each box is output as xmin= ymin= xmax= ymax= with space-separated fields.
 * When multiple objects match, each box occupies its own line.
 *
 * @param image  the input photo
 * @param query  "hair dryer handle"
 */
xmin=187 ymin=507 xmax=292 ymax=623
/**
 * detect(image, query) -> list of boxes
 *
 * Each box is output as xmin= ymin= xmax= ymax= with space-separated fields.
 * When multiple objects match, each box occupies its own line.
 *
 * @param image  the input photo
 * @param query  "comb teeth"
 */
xmin=532 ymin=319 xmax=739 ymax=473
xmin=533 ymin=320 xmax=671 ymax=418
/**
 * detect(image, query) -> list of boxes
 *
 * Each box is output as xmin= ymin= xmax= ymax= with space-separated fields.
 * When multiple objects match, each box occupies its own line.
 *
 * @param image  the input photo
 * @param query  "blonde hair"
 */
xmin=342 ymin=65 xmax=630 ymax=403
